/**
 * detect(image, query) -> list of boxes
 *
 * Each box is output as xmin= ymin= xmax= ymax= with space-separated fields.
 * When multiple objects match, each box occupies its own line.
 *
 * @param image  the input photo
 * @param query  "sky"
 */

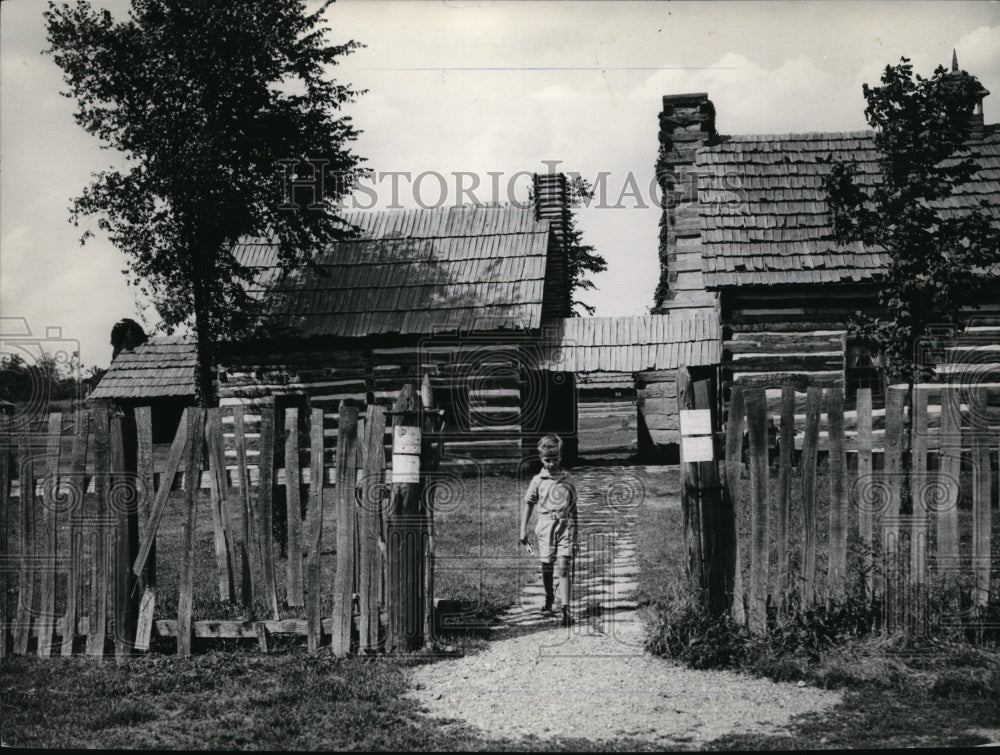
xmin=2 ymin=0 xmax=999 ymax=370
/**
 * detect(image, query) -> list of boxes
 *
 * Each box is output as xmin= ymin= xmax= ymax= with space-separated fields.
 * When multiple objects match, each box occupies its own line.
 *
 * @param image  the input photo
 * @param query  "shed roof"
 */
xmin=88 ymin=336 xmax=197 ymax=400
xmin=697 ymin=126 xmax=1000 ymax=287
xmin=537 ymin=309 xmax=721 ymax=373
xmin=236 ymin=205 xmax=553 ymax=338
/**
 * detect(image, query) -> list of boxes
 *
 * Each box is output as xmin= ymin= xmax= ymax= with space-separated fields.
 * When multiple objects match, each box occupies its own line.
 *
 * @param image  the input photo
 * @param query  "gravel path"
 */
xmin=408 ymin=465 xmax=842 ymax=747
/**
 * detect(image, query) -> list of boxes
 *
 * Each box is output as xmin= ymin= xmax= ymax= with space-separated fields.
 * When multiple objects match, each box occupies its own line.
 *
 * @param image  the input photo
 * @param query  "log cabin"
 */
xmin=655 ymin=58 xmax=1000 ymax=443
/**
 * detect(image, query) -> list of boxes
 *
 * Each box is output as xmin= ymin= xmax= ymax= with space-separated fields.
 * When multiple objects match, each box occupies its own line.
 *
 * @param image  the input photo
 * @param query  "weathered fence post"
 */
xmin=112 ymin=408 xmax=140 ymax=659
xmin=827 ymin=388 xmax=847 ymax=605
xmin=800 ymin=386 xmax=822 ymax=607
xmin=387 ymin=384 xmax=425 ymax=651
xmin=936 ymin=387 xmax=961 ymax=582
xmin=38 ymin=412 xmax=62 ymax=658
xmin=745 ymin=388 xmax=769 ymax=632
xmin=358 ymin=404 xmax=386 ymax=653
xmin=909 ymin=386 xmax=929 ymax=632
xmin=0 ymin=403 xmax=11 ymax=658
xmin=971 ymin=388 xmax=992 ymax=608
xmin=86 ymin=402 xmax=111 ymax=657
xmin=306 ymin=405 xmax=326 ymax=654
xmin=13 ymin=426 xmax=35 ymax=655
xmin=134 ymin=406 xmax=155 ymax=589
xmin=232 ymin=405 xmax=255 ymax=608
xmin=257 ymin=403 xmax=280 ymax=620
xmin=283 ymin=407 xmax=304 ymax=608
xmin=777 ymin=385 xmax=795 ymax=608
xmin=62 ymin=412 xmax=90 ymax=656
xmin=723 ymin=385 xmax=746 ymax=624
xmin=205 ymin=408 xmax=236 ymax=604
xmin=856 ymin=388 xmax=874 ymax=604
xmin=693 ymin=377 xmax=730 ymax=617
xmin=177 ymin=408 xmax=206 ymax=658
xmin=883 ymin=387 xmax=906 ymax=629
xmin=421 ymin=374 xmax=444 ymax=647
xmin=676 ymin=368 xmax=706 ymax=598
xmin=331 ymin=401 xmax=360 ymax=656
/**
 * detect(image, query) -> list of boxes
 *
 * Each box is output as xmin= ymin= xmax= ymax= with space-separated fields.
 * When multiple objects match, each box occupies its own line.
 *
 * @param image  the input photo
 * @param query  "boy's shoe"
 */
xmin=541 ymin=598 xmax=555 ymax=616
xmin=560 ymin=607 xmax=574 ymax=627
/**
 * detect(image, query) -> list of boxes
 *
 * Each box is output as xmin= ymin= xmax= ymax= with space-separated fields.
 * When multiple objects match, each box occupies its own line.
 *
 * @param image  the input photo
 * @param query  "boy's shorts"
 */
xmin=535 ymin=516 xmax=576 ymax=562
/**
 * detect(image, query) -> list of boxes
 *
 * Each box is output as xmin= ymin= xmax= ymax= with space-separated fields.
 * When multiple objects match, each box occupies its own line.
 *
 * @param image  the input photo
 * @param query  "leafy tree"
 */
xmin=44 ymin=0 xmax=366 ymax=405
xmin=824 ymin=56 xmax=1000 ymax=385
xmin=565 ymin=176 xmax=608 ymax=316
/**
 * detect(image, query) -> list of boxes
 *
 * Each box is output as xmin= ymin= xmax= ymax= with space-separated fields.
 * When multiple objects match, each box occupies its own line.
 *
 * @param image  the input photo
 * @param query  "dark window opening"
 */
xmin=845 ymin=339 xmax=884 ymax=404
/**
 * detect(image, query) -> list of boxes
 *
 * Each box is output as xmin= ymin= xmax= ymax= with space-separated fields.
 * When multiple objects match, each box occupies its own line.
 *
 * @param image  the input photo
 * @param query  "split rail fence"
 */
xmin=0 ymin=381 xmax=441 ymax=658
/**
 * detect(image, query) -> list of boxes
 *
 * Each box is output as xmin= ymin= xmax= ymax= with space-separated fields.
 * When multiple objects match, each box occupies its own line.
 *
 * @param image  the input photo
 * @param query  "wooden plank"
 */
xmin=331 ymin=403 xmax=359 ymax=657
xmin=359 ymin=404 xmax=386 ymax=653
xmin=155 ymin=616 xmax=359 ymax=639
xmin=826 ymin=388 xmax=847 ymax=603
xmin=882 ymin=388 xmax=906 ymax=628
xmin=111 ymin=412 xmax=137 ymax=659
xmin=422 ymin=374 xmax=440 ymax=647
xmin=694 ymin=378 xmax=729 ymax=617
xmin=777 ymin=385 xmax=795 ymax=600
xmin=855 ymin=388 xmax=874 ymax=604
xmin=60 ymin=411 xmax=90 ymax=656
xmin=800 ymin=386 xmax=822 ymax=607
xmin=257 ymin=404 xmax=280 ymax=620
xmin=724 ymin=386 xmax=746 ymax=624
xmin=177 ymin=408 xmax=205 ymax=658
xmin=745 ymin=388 xmax=769 ymax=633
xmin=134 ymin=406 xmax=155 ymax=588
xmin=0 ymin=414 xmax=11 ymax=657
xmin=971 ymin=390 xmax=991 ymax=608
xmin=935 ymin=388 xmax=961 ymax=574
xmin=306 ymin=406 xmax=325 ymax=653
xmin=910 ymin=386 xmax=929 ymax=628
xmin=284 ymin=407 xmax=304 ymax=607
xmin=677 ymin=368 xmax=705 ymax=596
xmin=13 ymin=429 xmax=35 ymax=654
xmin=86 ymin=405 xmax=110 ymax=657
xmin=133 ymin=408 xmax=190 ymax=577
xmin=205 ymin=408 xmax=235 ymax=603
xmin=37 ymin=412 xmax=61 ymax=657
xmin=134 ymin=588 xmax=156 ymax=652
xmin=233 ymin=405 xmax=255 ymax=607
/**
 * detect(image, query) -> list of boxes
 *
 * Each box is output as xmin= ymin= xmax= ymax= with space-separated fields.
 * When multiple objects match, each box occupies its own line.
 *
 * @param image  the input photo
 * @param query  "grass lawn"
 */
xmin=638 ymin=462 xmax=1000 ymax=750
xmin=0 ymin=470 xmax=548 ymax=749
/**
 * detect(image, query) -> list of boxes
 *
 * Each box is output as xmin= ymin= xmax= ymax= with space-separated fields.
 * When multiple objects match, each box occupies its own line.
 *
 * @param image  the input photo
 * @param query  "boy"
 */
xmin=519 ymin=434 xmax=578 ymax=626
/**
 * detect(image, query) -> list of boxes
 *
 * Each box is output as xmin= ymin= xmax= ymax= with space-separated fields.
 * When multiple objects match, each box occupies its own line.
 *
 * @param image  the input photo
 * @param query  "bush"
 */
xmin=645 ymin=584 xmax=882 ymax=677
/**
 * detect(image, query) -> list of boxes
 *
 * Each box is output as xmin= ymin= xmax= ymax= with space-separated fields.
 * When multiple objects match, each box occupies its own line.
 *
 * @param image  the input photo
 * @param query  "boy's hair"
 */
xmin=537 ymin=434 xmax=563 ymax=454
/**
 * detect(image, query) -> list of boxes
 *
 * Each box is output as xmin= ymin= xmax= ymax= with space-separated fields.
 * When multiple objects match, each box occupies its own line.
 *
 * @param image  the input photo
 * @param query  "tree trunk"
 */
xmin=192 ymin=279 xmax=217 ymax=409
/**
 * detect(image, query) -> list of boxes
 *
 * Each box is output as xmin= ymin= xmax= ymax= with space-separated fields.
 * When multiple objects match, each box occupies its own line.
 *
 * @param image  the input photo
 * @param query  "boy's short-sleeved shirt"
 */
xmin=524 ymin=467 xmax=577 ymax=520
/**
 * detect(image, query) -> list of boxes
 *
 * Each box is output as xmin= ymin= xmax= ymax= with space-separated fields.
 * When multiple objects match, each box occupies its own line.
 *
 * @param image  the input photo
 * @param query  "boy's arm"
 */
xmin=520 ymin=478 xmax=538 ymax=544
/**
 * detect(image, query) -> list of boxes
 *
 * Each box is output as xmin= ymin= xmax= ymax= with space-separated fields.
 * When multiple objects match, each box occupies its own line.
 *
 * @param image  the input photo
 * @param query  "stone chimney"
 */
xmin=944 ymin=50 xmax=990 ymax=141
xmin=654 ymin=93 xmax=719 ymax=310
xmin=533 ymin=172 xmax=572 ymax=318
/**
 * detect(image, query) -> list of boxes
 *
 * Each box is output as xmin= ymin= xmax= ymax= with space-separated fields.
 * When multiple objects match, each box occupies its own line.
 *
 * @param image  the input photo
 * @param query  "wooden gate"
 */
xmin=0 ymin=381 xmax=441 ymax=658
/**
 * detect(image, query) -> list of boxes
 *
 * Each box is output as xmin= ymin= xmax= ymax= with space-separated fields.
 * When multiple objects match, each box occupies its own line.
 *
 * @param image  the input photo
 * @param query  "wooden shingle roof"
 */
xmin=697 ymin=126 xmax=1000 ymax=287
xmin=89 ymin=337 xmax=196 ymax=400
xmin=537 ymin=309 xmax=721 ymax=373
xmin=236 ymin=205 xmax=553 ymax=338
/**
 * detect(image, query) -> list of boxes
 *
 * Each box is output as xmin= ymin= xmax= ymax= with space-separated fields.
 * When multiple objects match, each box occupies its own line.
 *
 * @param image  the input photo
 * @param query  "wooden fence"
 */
xmin=0 ymin=382 xmax=439 ymax=658
xmin=722 ymin=382 xmax=999 ymax=633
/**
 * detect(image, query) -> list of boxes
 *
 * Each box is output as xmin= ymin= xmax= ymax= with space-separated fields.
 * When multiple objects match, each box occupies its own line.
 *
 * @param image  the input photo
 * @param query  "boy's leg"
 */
xmin=541 ymin=561 xmax=555 ymax=612
xmin=555 ymin=555 xmax=572 ymax=612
